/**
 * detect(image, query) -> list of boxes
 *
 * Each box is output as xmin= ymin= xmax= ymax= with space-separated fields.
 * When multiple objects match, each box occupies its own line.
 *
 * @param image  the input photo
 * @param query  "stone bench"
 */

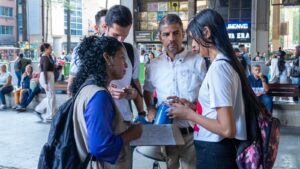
xmin=4 ymin=82 xmax=68 ymax=109
xmin=268 ymin=83 xmax=300 ymax=97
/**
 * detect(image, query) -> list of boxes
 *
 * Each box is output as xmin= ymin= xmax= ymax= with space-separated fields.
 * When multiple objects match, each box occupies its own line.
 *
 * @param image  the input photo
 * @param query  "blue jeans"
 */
xmin=15 ymin=71 xmax=22 ymax=88
xmin=20 ymin=86 xmax=41 ymax=108
xmin=0 ymin=85 xmax=14 ymax=105
xmin=291 ymin=77 xmax=300 ymax=102
xmin=259 ymin=95 xmax=273 ymax=113
xmin=194 ymin=139 xmax=238 ymax=169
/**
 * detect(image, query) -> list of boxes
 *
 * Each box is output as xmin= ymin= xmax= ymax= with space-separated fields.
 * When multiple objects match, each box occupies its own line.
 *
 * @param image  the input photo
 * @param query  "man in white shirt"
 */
xmin=144 ymin=14 xmax=206 ymax=169
xmin=68 ymin=5 xmax=144 ymax=122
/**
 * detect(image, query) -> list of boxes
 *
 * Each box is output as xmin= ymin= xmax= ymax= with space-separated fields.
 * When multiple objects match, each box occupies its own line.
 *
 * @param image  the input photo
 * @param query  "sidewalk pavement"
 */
xmin=0 ymin=94 xmax=299 ymax=169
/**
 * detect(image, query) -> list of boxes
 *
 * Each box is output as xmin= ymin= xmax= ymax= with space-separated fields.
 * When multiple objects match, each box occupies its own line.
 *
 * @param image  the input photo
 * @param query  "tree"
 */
xmin=44 ymin=0 xmax=75 ymax=54
xmin=22 ymin=0 xmax=28 ymax=41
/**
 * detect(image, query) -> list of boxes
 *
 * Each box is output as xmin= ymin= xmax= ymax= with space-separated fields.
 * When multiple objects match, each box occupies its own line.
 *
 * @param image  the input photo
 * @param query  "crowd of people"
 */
xmin=1 ymin=3 xmax=300 ymax=169
xmin=0 ymin=42 xmax=66 ymax=118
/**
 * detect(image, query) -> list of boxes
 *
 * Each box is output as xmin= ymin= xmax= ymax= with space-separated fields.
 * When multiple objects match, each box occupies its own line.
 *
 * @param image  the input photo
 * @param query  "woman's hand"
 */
xmin=123 ymin=86 xmax=137 ymax=100
xmin=108 ymin=84 xmax=126 ymax=100
xmin=167 ymin=96 xmax=197 ymax=111
xmin=168 ymin=103 xmax=195 ymax=121
xmin=121 ymin=123 xmax=143 ymax=144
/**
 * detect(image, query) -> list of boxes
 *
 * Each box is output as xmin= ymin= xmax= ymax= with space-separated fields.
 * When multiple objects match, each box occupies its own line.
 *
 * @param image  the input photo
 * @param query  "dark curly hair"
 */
xmin=70 ymin=36 xmax=123 ymax=95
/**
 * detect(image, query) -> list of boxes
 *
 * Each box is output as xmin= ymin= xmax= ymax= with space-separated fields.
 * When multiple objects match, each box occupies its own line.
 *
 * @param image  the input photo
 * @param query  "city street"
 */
xmin=0 ymin=101 xmax=300 ymax=169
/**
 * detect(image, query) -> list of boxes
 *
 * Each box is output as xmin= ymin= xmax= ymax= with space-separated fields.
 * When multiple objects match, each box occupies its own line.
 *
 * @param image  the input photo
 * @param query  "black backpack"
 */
xmin=38 ymin=80 xmax=95 ymax=169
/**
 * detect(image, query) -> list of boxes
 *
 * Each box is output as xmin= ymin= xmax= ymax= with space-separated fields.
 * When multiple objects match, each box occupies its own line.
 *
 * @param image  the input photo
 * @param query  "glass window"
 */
xmin=219 ymin=0 xmax=229 ymax=7
xmin=0 ymin=25 xmax=13 ymax=35
xmin=19 ymin=27 xmax=22 ymax=34
xmin=0 ymin=7 xmax=13 ymax=17
xmin=230 ymin=0 xmax=240 ymax=8
xmin=71 ymin=17 xmax=76 ymax=22
xmin=76 ymin=30 xmax=82 ymax=35
xmin=241 ymin=0 xmax=251 ymax=8
xmin=229 ymin=9 xmax=240 ymax=19
xmin=71 ymin=23 xmax=76 ymax=29
xmin=64 ymin=0 xmax=82 ymax=35
xmin=241 ymin=9 xmax=251 ymax=19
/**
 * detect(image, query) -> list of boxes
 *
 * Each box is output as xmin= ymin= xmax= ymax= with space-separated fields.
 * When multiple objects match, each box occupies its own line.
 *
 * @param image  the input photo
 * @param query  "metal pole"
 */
xmin=16 ymin=0 xmax=19 ymax=47
xmin=22 ymin=0 xmax=28 ymax=41
xmin=42 ymin=0 xmax=45 ymax=43
xmin=67 ymin=0 xmax=71 ymax=54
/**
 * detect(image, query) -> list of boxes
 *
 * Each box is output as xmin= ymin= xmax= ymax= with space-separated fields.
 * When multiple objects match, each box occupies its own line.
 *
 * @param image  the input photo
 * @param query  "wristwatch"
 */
xmin=138 ymin=111 xmax=146 ymax=116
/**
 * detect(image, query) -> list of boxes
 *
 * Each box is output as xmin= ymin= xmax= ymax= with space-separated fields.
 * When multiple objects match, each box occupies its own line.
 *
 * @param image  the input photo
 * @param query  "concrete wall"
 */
xmin=273 ymin=103 xmax=300 ymax=127
xmin=251 ymin=0 xmax=270 ymax=56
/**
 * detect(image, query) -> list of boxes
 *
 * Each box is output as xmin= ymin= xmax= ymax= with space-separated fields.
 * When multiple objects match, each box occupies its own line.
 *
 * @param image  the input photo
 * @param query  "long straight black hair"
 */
xmin=187 ymin=9 xmax=255 ymax=95
xmin=187 ymin=9 xmax=269 ymax=141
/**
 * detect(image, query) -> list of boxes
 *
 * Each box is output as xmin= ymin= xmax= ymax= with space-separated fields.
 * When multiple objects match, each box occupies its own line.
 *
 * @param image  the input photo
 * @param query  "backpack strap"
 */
xmin=123 ymin=42 xmax=143 ymax=98
xmin=123 ymin=42 xmax=134 ymax=68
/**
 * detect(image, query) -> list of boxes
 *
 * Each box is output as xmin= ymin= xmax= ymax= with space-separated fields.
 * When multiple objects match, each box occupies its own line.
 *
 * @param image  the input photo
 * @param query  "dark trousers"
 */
xmin=20 ymin=86 xmax=41 ymax=108
xmin=15 ymin=70 xmax=22 ymax=88
xmin=0 ymin=85 xmax=14 ymax=105
xmin=194 ymin=139 xmax=238 ymax=169
xmin=259 ymin=95 xmax=273 ymax=113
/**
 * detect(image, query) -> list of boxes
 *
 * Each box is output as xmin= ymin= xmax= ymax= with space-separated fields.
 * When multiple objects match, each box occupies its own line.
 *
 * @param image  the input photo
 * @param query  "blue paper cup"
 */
xmin=154 ymin=103 xmax=173 ymax=124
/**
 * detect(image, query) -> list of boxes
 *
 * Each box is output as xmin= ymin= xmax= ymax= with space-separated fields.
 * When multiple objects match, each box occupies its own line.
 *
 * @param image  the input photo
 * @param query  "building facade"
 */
xmin=14 ymin=0 xmax=115 ymax=60
xmin=0 ymin=0 xmax=17 ymax=46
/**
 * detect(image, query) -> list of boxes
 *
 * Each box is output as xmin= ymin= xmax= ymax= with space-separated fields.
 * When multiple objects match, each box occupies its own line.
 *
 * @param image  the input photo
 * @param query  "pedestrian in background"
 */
xmin=34 ymin=43 xmax=56 ymax=122
xmin=0 ymin=64 xmax=13 ymax=109
xmin=14 ymin=53 xmax=31 ymax=88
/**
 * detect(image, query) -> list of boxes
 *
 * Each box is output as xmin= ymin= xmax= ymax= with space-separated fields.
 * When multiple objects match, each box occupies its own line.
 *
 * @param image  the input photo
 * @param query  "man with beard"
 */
xmin=143 ymin=14 xmax=206 ymax=169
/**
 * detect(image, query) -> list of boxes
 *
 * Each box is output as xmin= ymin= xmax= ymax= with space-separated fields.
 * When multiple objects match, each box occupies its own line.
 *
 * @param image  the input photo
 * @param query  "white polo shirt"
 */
xmin=194 ymin=53 xmax=247 ymax=142
xmin=70 ymin=43 xmax=140 ymax=121
xmin=144 ymin=49 xmax=206 ymax=128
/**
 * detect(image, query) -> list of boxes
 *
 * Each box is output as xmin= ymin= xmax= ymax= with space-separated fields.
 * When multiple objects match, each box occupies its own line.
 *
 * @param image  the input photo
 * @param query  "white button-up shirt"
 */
xmin=144 ymin=49 xmax=207 ymax=127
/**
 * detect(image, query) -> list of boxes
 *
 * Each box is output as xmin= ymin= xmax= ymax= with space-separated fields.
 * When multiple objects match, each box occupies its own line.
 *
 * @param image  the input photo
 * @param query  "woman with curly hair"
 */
xmin=71 ymin=36 xmax=142 ymax=169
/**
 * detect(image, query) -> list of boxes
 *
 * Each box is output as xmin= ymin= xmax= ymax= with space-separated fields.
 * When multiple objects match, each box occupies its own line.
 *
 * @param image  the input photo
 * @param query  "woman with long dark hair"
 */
xmin=71 ymin=36 xmax=142 ymax=168
xmin=34 ymin=43 xmax=56 ymax=122
xmin=168 ymin=9 xmax=249 ymax=169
